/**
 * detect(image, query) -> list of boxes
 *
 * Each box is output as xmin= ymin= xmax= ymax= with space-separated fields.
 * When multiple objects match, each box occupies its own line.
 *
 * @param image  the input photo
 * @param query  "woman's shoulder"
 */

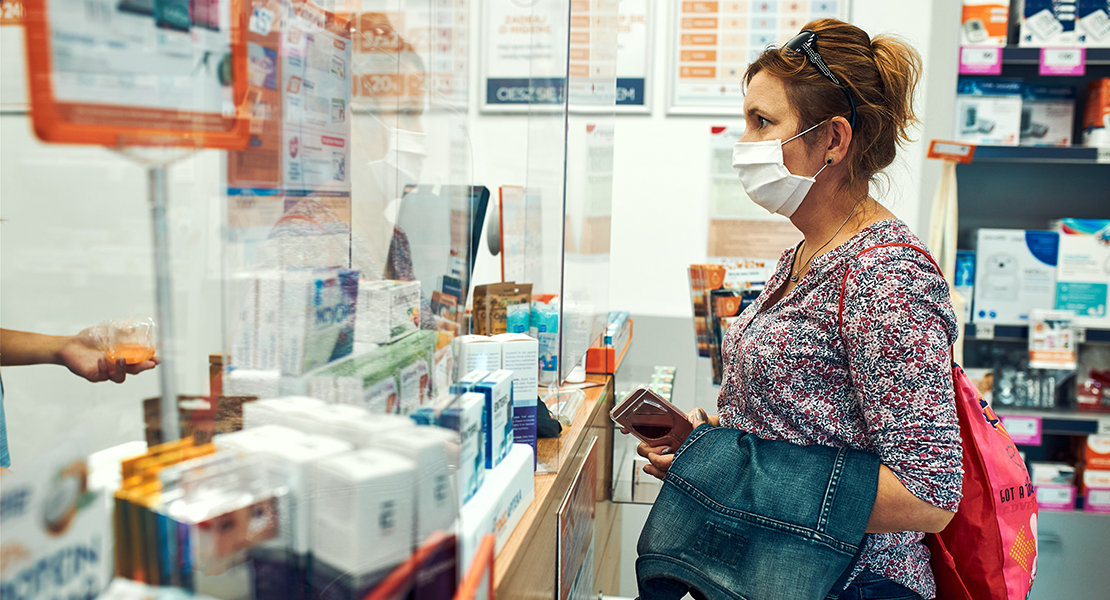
xmin=847 ymin=219 xmax=940 ymax=275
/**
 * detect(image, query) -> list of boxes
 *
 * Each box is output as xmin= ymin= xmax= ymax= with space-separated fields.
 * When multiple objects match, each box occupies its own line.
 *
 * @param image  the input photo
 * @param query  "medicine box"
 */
xmin=454 ymin=335 xmax=501 ymax=378
xmin=1085 ymin=434 xmax=1110 ymax=470
xmin=1031 ymin=461 xmax=1077 ymax=485
xmin=961 ymin=0 xmax=1010 ymax=46
xmin=1054 ymin=220 xmax=1110 ymax=328
xmin=1020 ymin=0 xmax=1078 ymax=46
xmin=491 ymin=333 xmax=539 ymax=465
xmin=450 ymin=369 xmax=491 ymax=395
xmin=1020 ymin=84 xmax=1076 ymax=147
xmin=1086 ymin=488 xmax=1110 ymax=513
xmin=1083 ymin=78 xmax=1110 ymax=146
xmin=955 ymin=250 xmax=976 ymax=323
xmin=1084 ymin=468 xmax=1110 ymax=488
xmin=439 ymin=392 xmax=486 ymax=504
xmin=372 ymin=427 xmax=457 ymax=543
xmin=1035 ymin=484 xmax=1076 ymax=510
xmin=475 ymin=370 xmax=513 ymax=469
xmin=955 ymin=78 xmax=1023 ymax=146
xmin=1077 ymin=0 xmax=1110 ymax=46
xmin=973 ymin=229 xmax=1059 ymax=326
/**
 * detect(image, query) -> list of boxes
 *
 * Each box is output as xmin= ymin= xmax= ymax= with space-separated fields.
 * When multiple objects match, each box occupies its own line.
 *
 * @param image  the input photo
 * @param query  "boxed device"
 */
xmin=974 ymin=229 xmax=1060 ymax=325
xmin=955 ymin=78 xmax=1023 ymax=146
xmin=1054 ymin=219 xmax=1110 ymax=328
xmin=1020 ymin=0 xmax=1078 ymax=46
xmin=962 ymin=0 xmax=1011 ymax=45
xmin=1083 ymin=78 xmax=1110 ymax=146
xmin=474 ymin=370 xmax=513 ymax=470
xmin=1077 ymin=0 xmax=1110 ymax=46
xmin=1020 ymin=84 xmax=1077 ymax=146
xmin=491 ymin=333 xmax=539 ymax=465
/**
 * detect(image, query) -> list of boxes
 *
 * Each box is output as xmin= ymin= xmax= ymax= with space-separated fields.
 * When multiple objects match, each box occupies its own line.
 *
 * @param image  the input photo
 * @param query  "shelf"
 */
xmin=1000 ymin=47 xmax=1110 ymax=66
xmin=993 ymin=406 xmax=1110 ymax=436
xmin=964 ymin=145 xmax=1110 ymax=164
xmin=965 ymin=323 xmax=1110 ymax=343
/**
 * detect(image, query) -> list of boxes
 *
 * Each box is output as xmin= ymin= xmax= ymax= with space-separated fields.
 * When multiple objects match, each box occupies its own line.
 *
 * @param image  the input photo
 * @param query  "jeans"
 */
xmin=836 ymin=570 xmax=924 ymax=600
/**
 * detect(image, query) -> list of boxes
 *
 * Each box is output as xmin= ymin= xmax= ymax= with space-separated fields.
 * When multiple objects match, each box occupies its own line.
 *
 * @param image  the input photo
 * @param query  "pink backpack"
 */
xmin=839 ymin=243 xmax=1038 ymax=600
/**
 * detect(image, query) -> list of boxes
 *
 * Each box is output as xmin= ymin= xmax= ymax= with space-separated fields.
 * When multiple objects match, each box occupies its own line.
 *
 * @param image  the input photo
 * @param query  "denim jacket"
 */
xmin=637 ymin=425 xmax=880 ymax=600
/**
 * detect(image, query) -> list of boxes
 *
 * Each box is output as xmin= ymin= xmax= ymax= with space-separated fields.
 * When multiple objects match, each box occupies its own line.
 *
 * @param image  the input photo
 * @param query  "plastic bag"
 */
xmin=94 ymin=316 xmax=157 ymax=364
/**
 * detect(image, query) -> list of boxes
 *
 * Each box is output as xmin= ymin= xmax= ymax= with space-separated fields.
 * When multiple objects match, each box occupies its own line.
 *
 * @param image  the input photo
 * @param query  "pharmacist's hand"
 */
xmin=636 ymin=441 xmax=675 ymax=481
xmin=57 ymin=328 xmax=159 ymax=384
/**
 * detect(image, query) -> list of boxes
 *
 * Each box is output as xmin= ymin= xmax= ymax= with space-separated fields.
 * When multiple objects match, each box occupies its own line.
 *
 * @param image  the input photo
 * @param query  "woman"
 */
xmin=637 ymin=19 xmax=962 ymax=600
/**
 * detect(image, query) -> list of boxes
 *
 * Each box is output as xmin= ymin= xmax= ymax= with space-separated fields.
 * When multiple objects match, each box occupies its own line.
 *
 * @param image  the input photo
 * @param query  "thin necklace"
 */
xmin=790 ymin=196 xmax=865 ymax=283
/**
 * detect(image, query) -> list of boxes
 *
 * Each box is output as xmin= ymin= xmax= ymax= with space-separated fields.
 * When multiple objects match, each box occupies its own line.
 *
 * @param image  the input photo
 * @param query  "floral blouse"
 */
xmin=717 ymin=218 xmax=963 ymax=599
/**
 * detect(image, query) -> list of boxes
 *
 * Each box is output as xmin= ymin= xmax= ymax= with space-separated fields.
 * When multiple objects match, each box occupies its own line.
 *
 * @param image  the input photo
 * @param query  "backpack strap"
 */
xmin=836 ymin=242 xmax=954 ymax=362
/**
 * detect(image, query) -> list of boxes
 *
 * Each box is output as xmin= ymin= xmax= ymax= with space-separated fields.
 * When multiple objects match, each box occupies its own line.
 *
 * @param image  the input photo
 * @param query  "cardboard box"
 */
xmin=454 ymin=335 xmax=501 ymax=378
xmin=955 ymin=78 xmax=1023 ymax=146
xmin=973 ymin=229 xmax=1059 ymax=325
xmin=1031 ymin=461 xmax=1077 ymax=485
xmin=474 ymin=370 xmax=513 ymax=470
xmin=491 ymin=334 xmax=539 ymax=465
xmin=1054 ymin=219 xmax=1110 ymax=328
xmin=372 ymin=427 xmax=457 ymax=543
xmin=1084 ymin=468 xmax=1110 ymax=488
xmin=1086 ymin=488 xmax=1110 ymax=513
xmin=1085 ymin=434 xmax=1110 ymax=470
xmin=1077 ymin=0 xmax=1110 ymax=46
xmin=962 ymin=0 xmax=1011 ymax=46
xmin=1020 ymin=0 xmax=1078 ymax=46
xmin=439 ymin=392 xmax=486 ymax=504
xmin=1020 ymin=84 xmax=1077 ymax=147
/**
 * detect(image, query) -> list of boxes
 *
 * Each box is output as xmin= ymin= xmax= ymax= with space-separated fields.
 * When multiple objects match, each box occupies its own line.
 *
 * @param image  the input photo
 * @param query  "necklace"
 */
xmin=789 ymin=196 xmax=865 ymax=283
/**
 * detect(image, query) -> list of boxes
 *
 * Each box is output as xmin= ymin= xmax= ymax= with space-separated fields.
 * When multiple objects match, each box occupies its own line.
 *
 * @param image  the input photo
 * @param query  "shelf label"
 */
xmin=1001 ymin=415 xmax=1042 ymax=446
xmin=959 ymin=46 xmax=1003 ymax=75
xmin=975 ymin=322 xmax=995 ymax=340
xmin=1099 ymin=417 xmax=1110 ymax=436
xmin=1098 ymin=148 xmax=1110 ymax=164
xmin=927 ymin=140 xmax=977 ymax=163
xmin=1040 ymin=48 xmax=1086 ymax=76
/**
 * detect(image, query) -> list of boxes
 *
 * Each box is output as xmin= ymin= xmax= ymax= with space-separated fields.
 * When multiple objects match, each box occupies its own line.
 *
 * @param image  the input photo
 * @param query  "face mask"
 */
xmin=731 ymin=120 xmax=829 ymax=217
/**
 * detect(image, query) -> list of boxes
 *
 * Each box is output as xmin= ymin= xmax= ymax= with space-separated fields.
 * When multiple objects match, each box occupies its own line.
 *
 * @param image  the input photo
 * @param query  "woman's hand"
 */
xmin=625 ymin=407 xmax=718 ymax=481
xmin=57 ymin=328 xmax=158 ymax=383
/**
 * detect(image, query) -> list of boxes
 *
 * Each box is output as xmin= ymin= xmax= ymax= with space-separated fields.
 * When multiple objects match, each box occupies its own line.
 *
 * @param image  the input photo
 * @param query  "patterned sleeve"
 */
xmin=841 ymin=248 xmax=963 ymax=511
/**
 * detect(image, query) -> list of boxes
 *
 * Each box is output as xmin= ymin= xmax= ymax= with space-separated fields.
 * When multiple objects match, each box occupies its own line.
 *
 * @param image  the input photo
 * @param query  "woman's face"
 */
xmin=740 ymin=71 xmax=824 ymax=178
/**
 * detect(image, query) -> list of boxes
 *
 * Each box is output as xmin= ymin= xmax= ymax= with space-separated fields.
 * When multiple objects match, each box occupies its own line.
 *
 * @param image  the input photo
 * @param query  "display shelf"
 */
xmin=993 ymin=406 xmax=1110 ymax=437
xmin=965 ymin=323 xmax=1110 ymax=344
xmin=966 ymin=145 xmax=1110 ymax=164
xmin=1000 ymin=47 xmax=1110 ymax=66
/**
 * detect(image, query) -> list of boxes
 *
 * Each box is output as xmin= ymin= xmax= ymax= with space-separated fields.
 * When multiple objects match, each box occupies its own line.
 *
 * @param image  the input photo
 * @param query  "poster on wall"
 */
xmin=1 ymin=0 xmax=27 ymax=112
xmin=557 ymin=436 xmax=598 ymax=600
xmin=706 ymin=125 xmax=800 ymax=263
xmin=567 ymin=0 xmax=619 ymax=109
xmin=669 ymin=0 xmax=848 ymax=115
xmin=481 ymin=0 xmax=566 ymax=112
xmin=616 ymin=0 xmax=652 ymax=111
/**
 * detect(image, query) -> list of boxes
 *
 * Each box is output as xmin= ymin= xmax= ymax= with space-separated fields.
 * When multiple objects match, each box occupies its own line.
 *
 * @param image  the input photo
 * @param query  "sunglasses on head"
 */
xmin=783 ymin=29 xmax=857 ymax=130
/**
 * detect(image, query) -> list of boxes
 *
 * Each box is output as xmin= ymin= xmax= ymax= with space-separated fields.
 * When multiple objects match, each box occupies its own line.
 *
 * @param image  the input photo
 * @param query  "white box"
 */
xmin=454 ymin=335 xmax=501 ymax=378
xmin=475 ymin=370 xmax=513 ymax=469
xmin=1054 ymin=220 xmax=1110 ymax=328
xmin=230 ymin=273 xmax=259 ymax=370
xmin=1077 ymin=1 xmax=1110 ymax=46
xmin=312 ymin=449 xmax=415 ymax=577
xmin=974 ymin=229 xmax=1060 ymax=325
xmin=243 ymin=396 xmax=326 ymax=429
xmin=961 ymin=0 xmax=1011 ymax=46
xmin=1021 ymin=84 xmax=1077 ymax=146
xmin=458 ymin=444 xmax=535 ymax=575
xmin=491 ymin=333 xmax=539 ymax=462
xmin=373 ymin=427 xmax=458 ymax=543
xmin=450 ymin=369 xmax=490 ymax=394
xmin=1084 ymin=469 xmax=1110 ymax=488
xmin=225 ymin=368 xmax=281 ymax=399
xmin=955 ymin=78 xmax=1024 ymax=146
xmin=1020 ymin=0 xmax=1078 ymax=46
xmin=257 ymin=270 xmax=282 ymax=370
xmin=356 ymin=279 xmax=392 ymax=344
xmin=281 ymin=270 xmax=348 ymax=376
xmin=439 ymin=392 xmax=486 ymax=504
xmin=1031 ymin=461 xmax=1077 ymax=485
xmin=390 ymin=281 xmax=421 ymax=338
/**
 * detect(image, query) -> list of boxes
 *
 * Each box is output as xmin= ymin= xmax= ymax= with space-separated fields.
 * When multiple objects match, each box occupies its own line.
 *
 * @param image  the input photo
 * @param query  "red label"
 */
xmin=321 ymin=135 xmax=345 ymax=147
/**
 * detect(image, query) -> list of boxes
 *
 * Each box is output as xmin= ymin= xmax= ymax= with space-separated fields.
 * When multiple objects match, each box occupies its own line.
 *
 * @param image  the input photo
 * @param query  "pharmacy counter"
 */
xmin=494 ymin=374 xmax=621 ymax=599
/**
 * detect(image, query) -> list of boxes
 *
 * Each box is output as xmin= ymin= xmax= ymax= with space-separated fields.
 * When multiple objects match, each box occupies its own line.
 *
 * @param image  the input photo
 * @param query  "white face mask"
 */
xmin=732 ymin=120 xmax=829 ymax=217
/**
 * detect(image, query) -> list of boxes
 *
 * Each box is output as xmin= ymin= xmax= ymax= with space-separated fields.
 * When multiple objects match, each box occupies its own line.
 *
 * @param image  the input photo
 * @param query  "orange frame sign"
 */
xmin=21 ymin=0 xmax=250 ymax=149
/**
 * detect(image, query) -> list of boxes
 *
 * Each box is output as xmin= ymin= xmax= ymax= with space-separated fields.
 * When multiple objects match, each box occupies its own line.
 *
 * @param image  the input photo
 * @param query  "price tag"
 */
xmin=975 ymin=323 xmax=995 ymax=340
xmin=1040 ymin=48 xmax=1086 ymax=76
xmin=1001 ymin=415 xmax=1042 ymax=446
xmin=1098 ymin=417 xmax=1110 ymax=436
xmin=1098 ymin=148 xmax=1110 ymax=164
xmin=959 ymin=47 xmax=1003 ymax=75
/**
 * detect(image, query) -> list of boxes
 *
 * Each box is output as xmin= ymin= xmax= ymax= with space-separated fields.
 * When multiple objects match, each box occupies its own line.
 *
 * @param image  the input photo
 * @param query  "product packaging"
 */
xmin=955 ymin=78 xmax=1024 ymax=146
xmin=457 ymin=443 xmax=535 ymax=575
xmin=1028 ymin=309 xmax=1079 ymax=370
xmin=955 ymin=250 xmax=977 ymax=323
xmin=1054 ymin=219 xmax=1110 ymax=328
xmin=1085 ymin=487 xmax=1110 ymax=513
xmin=355 ymin=279 xmax=393 ymax=344
xmin=531 ymin=297 xmax=560 ymax=385
xmin=91 ymin=315 xmax=157 ymax=365
xmin=280 ymin=269 xmax=358 ymax=376
xmin=1076 ymin=344 xmax=1110 ymax=410
xmin=1085 ymin=434 xmax=1110 ymax=469
xmin=439 ymin=392 xmax=486 ymax=504
xmin=231 ymin=274 xmax=259 ymax=370
xmin=1030 ymin=461 xmax=1077 ymax=484
xmin=491 ymin=333 xmax=539 ymax=466
xmin=963 ymin=367 xmax=995 ymax=405
xmin=256 ymin=270 xmax=282 ymax=370
xmin=451 ymin=369 xmax=491 ymax=394
xmin=224 ymin=369 xmax=281 ymax=400
xmin=475 ymin=370 xmax=513 ymax=469
xmin=390 ymin=281 xmax=421 ymax=338
xmin=1083 ymin=78 xmax=1110 ymax=146
xmin=1020 ymin=0 xmax=1079 ymax=46
xmin=454 ymin=335 xmax=502 ymax=378
xmin=371 ymin=427 xmax=458 ymax=542
xmin=310 ymin=330 xmax=436 ymax=413
xmin=1035 ymin=483 xmax=1077 ymax=510
xmin=487 ymin=283 xmax=532 ymax=335
xmin=973 ymin=229 xmax=1060 ymax=325
xmin=961 ymin=0 xmax=1011 ymax=46
xmin=1083 ymin=467 xmax=1110 ymax=488
xmin=1020 ymin=84 xmax=1077 ymax=146
xmin=311 ymin=449 xmax=416 ymax=600
xmin=1077 ymin=0 xmax=1110 ymax=46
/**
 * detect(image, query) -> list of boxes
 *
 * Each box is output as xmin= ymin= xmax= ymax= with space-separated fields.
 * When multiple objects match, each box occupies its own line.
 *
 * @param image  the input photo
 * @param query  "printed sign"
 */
xmin=1040 ymin=47 xmax=1086 ymax=76
xmin=959 ymin=46 xmax=1003 ymax=75
xmin=482 ymin=0 xmax=567 ymax=111
xmin=1000 ymin=415 xmax=1043 ymax=446
xmin=615 ymin=0 xmax=652 ymax=110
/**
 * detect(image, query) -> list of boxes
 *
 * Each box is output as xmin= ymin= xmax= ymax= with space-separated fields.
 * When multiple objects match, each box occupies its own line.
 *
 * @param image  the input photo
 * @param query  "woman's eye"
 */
xmin=758 ymin=116 xmax=770 ymax=129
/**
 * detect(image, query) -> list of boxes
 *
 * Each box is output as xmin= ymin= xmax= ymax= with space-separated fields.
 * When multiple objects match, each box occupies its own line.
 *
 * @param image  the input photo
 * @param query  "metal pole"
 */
xmin=150 ymin=166 xmax=180 ymax=442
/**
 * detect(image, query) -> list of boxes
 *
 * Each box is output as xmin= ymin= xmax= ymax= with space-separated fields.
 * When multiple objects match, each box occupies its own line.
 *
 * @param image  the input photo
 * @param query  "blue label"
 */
xmin=486 ymin=78 xmax=566 ymax=105
xmin=616 ymin=78 xmax=645 ymax=106
xmin=1056 ymin=282 xmax=1108 ymax=317
xmin=1025 ymin=231 xmax=1060 ymax=266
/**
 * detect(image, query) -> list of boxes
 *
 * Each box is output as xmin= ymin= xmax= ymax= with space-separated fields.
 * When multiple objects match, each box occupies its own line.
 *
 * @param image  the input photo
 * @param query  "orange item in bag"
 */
xmin=111 ymin=343 xmax=156 ymax=365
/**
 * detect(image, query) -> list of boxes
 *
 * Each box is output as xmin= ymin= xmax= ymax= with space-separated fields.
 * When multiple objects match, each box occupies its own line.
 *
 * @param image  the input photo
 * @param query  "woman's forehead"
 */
xmin=744 ymin=71 xmax=790 ymax=115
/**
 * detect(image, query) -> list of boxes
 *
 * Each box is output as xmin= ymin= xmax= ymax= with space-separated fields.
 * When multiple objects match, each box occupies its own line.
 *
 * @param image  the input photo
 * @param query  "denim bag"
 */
xmin=637 ymin=425 xmax=880 ymax=600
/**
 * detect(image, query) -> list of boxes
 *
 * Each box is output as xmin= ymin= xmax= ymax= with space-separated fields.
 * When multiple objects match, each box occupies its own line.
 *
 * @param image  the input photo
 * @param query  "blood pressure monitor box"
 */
xmin=1020 ymin=84 xmax=1077 ymax=146
xmin=973 ymin=229 xmax=1060 ymax=326
xmin=1020 ymin=0 xmax=1079 ymax=46
xmin=962 ymin=0 xmax=1011 ymax=46
xmin=1077 ymin=1 xmax=1110 ymax=46
xmin=955 ymin=78 xmax=1023 ymax=146
xmin=1053 ymin=219 xmax=1110 ymax=328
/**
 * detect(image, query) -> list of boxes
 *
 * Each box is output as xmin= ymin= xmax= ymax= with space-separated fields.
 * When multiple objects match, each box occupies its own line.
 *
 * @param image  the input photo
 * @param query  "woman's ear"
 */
xmin=825 ymin=115 xmax=853 ymax=165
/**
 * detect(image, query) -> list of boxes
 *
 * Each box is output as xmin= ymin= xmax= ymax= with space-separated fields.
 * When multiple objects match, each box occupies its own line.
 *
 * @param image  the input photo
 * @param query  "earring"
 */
xmin=826 ymin=158 xmax=834 ymax=164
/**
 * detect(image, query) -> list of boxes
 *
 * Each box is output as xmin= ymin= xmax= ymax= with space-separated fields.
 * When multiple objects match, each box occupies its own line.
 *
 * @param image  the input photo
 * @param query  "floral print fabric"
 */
xmin=717 ymin=218 xmax=962 ymax=599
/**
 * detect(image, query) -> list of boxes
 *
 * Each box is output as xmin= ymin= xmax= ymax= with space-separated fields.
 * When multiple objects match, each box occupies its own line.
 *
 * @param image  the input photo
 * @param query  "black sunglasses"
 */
xmin=784 ymin=29 xmax=857 ymax=129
